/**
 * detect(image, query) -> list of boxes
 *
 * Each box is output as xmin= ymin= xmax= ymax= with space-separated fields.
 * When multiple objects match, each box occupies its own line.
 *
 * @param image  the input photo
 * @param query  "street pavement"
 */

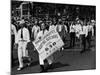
xmin=11 ymin=37 xmax=96 ymax=75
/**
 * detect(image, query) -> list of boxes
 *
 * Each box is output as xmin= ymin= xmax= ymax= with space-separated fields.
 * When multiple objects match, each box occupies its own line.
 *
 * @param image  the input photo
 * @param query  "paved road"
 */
xmin=11 ymin=49 xmax=96 ymax=75
xmin=11 ymin=37 xmax=96 ymax=75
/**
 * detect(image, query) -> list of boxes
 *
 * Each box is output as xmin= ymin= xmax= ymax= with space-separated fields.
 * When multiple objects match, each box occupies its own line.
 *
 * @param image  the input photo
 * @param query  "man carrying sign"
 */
xmin=35 ymin=22 xmax=54 ymax=72
xmin=33 ymin=21 xmax=64 ymax=72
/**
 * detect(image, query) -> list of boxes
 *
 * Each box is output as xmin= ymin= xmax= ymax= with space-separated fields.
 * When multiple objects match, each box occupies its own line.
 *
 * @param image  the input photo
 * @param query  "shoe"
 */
xmin=80 ymin=50 xmax=85 ymax=54
xmin=40 ymin=65 xmax=47 ymax=73
xmin=47 ymin=64 xmax=53 ymax=69
xmin=61 ymin=47 xmax=64 ymax=51
xmin=17 ymin=67 xmax=23 ymax=71
xmin=27 ymin=63 xmax=31 ymax=66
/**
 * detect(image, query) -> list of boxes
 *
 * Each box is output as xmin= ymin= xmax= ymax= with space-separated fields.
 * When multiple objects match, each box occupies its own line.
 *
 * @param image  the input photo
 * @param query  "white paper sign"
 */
xmin=33 ymin=29 xmax=64 ymax=60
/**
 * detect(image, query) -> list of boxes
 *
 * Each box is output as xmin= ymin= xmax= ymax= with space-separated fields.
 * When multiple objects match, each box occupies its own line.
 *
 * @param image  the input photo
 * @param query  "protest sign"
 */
xmin=33 ymin=29 xmax=64 ymax=60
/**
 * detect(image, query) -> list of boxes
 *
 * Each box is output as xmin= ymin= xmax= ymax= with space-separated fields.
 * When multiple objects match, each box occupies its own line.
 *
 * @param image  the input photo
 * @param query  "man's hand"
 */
xmin=14 ymin=43 xmax=18 ymax=50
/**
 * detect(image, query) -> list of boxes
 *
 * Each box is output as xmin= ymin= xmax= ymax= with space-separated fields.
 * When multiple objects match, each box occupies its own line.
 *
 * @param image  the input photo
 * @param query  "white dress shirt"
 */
xmin=75 ymin=24 xmax=82 ymax=38
xmin=56 ymin=24 xmax=62 ymax=32
xmin=75 ymin=24 xmax=82 ymax=33
xmin=32 ymin=25 xmax=40 ymax=40
xmin=49 ymin=25 xmax=57 ymax=31
xmin=87 ymin=25 xmax=94 ymax=36
xmin=64 ymin=25 xmax=68 ymax=32
xmin=36 ymin=29 xmax=48 ymax=40
xmin=79 ymin=25 xmax=88 ymax=37
xmin=11 ymin=24 xmax=17 ymax=35
xmin=70 ymin=24 xmax=75 ymax=33
xmin=11 ymin=24 xmax=17 ymax=42
xmin=15 ymin=27 xmax=30 ymax=43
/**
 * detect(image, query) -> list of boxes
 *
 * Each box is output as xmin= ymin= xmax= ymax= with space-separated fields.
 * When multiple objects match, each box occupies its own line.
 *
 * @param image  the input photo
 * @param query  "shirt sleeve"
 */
xmin=35 ymin=31 xmax=41 ymax=41
xmin=69 ymin=26 xmax=71 ymax=33
xmin=15 ymin=31 xmax=19 ymax=44
xmin=26 ymin=29 xmax=30 ymax=42
xmin=64 ymin=25 xmax=68 ymax=32
xmin=32 ymin=26 xmax=35 ymax=33
xmin=13 ymin=26 xmax=17 ymax=42
xmin=92 ymin=26 xmax=94 ymax=36
xmin=85 ymin=26 xmax=88 ymax=37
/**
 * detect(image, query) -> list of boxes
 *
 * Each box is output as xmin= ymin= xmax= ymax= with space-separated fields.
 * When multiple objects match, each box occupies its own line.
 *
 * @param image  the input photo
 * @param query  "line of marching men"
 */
xmin=11 ymin=18 xmax=96 ymax=72
xmin=70 ymin=20 xmax=95 ymax=50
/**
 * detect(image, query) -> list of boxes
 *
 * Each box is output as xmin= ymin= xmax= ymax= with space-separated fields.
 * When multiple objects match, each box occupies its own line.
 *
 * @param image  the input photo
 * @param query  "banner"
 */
xmin=33 ymin=29 xmax=64 ymax=60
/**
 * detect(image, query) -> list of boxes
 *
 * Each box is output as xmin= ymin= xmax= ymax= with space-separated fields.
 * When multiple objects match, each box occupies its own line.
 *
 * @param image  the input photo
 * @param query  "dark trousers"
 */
xmin=94 ymin=26 xmax=96 ymax=36
xmin=81 ymin=34 xmax=86 ymax=51
xmin=87 ymin=31 xmax=92 ymax=48
xmin=11 ymin=35 xmax=15 ymax=67
xmin=70 ymin=32 xmax=75 ymax=47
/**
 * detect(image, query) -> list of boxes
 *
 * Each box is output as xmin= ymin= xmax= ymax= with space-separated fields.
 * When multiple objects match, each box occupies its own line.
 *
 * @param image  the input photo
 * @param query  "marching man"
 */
xmin=69 ymin=22 xmax=76 ymax=48
xmin=75 ymin=21 xmax=82 ymax=39
xmin=75 ymin=21 xmax=82 ymax=47
xmin=35 ymin=22 xmax=54 ymax=72
xmin=80 ymin=22 xmax=88 ymax=53
xmin=56 ymin=19 xmax=67 ymax=50
xmin=56 ymin=19 xmax=63 ymax=38
xmin=49 ymin=21 xmax=57 ymax=31
xmin=31 ymin=19 xmax=40 ymax=41
xmin=86 ymin=22 xmax=94 ymax=49
xmin=15 ymin=20 xmax=30 ymax=71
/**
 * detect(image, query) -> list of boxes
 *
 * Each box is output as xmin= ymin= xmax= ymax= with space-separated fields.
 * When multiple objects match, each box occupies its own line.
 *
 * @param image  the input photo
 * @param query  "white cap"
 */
xmin=91 ymin=20 xmax=95 ymax=23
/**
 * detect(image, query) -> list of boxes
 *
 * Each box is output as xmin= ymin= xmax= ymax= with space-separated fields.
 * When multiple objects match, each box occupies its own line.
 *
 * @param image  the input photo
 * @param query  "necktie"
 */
xmin=43 ymin=30 xmax=44 ymax=34
xmin=82 ymin=26 xmax=83 ymax=32
xmin=21 ymin=28 xmax=23 ymax=39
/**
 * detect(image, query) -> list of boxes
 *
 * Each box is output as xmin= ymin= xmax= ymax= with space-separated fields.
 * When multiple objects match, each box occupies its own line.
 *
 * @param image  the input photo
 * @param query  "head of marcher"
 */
xmin=41 ymin=22 xmax=46 ymax=30
xmin=58 ymin=19 xmax=62 ymax=25
xmin=91 ymin=20 xmax=95 ymax=26
xmin=34 ymin=19 xmax=38 ymax=25
xmin=20 ymin=19 xmax=25 ymax=28
xmin=77 ymin=20 xmax=80 ymax=24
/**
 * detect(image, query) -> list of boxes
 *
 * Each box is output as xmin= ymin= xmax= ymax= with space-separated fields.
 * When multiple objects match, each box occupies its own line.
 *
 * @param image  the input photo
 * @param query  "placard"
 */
xmin=33 ymin=29 xmax=64 ymax=60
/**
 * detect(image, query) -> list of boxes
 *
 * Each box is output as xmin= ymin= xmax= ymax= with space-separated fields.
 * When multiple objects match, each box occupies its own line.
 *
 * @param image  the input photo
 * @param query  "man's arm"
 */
xmin=85 ymin=26 xmax=88 ymax=37
xmin=64 ymin=25 xmax=68 ymax=33
xmin=92 ymin=26 xmax=94 ymax=36
xmin=26 ymin=29 xmax=30 ymax=42
xmin=14 ymin=26 xmax=17 ymax=42
xmin=14 ymin=32 xmax=18 ymax=50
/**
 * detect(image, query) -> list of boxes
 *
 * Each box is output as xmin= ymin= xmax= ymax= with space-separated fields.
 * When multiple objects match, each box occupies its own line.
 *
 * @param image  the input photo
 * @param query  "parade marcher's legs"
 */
xmin=70 ymin=32 xmax=75 ymax=48
xmin=39 ymin=55 xmax=46 ymax=72
xmin=80 ymin=35 xmax=86 ymax=53
xmin=17 ymin=42 xmax=24 ymax=70
xmin=11 ymin=35 xmax=15 ymax=67
xmin=17 ymin=42 xmax=29 ymax=70
xmin=87 ymin=31 xmax=92 ymax=49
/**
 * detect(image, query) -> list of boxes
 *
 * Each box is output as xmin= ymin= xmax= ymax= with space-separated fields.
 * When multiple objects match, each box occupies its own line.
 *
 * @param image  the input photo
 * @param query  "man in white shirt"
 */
xmin=91 ymin=20 xmax=96 ymax=36
xmin=56 ymin=19 xmax=62 ymax=30
xmin=36 ymin=22 xmax=54 ymax=72
xmin=69 ymin=22 xmax=76 ymax=48
xmin=56 ymin=20 xmax=67 ymax=39
xmin=11 ymin=24 xmax=17 ymax=67
xmin=86 ymin=22 xmax=94 ymax=49
xmin=49 ymin=21 xmax=57 ymax=31
xmin=75 ymin=22 xmax=82 ymax=39
xmin=80 ymin=22 xmax=88 ymax=53
xmin=75 ymin=22 xmax=83 ymax=48
xmin=56 ymin=20 xmax=67 ymax=50
xmin=31 ymin=20 xmax=40 ymax=41
xmin=15 ymin=20 xmax=30 ymax=70
xmin=56 ymin=20 xmax=63 ymax=40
